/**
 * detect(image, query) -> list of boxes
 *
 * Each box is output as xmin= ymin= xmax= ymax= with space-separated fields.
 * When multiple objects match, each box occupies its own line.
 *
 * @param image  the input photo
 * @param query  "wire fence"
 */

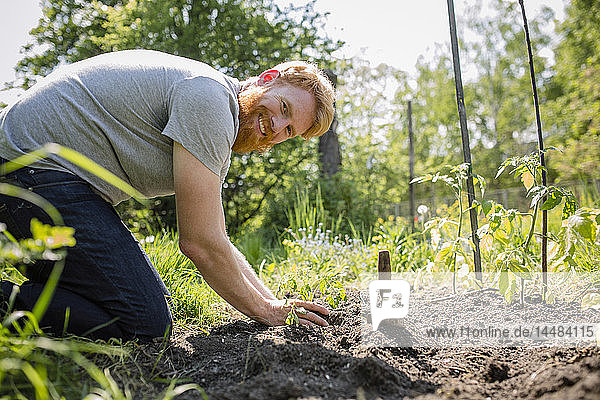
xmin=384 ymin=179 xmax=600 ymax=220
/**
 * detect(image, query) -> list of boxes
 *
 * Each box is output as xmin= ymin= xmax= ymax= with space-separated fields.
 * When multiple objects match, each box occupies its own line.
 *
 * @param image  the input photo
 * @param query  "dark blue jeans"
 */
xmin=0 ymin=163 xmax=172 ymax=341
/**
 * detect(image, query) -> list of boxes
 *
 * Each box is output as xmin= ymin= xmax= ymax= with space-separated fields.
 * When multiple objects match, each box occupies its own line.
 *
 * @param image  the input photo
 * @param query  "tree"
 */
xmin=13 ymin=0 xmax=342 ymax=237
xmin=318 ymin=69 xmax=341 ymax=177
xmin=328 ymin=58 xmax=412 ymax=227
xmin=14 ymin=0 xmax=340 ymax=86
xmin=546 ymin=0 xmax=600 ymax=183
xmin=460 ymin=0 xmax=554 ymax=185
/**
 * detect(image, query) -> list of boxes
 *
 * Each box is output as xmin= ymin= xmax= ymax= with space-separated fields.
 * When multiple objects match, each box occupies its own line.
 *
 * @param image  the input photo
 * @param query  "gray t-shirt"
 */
xmin=0 ymin=50 xmax=240 ymax=204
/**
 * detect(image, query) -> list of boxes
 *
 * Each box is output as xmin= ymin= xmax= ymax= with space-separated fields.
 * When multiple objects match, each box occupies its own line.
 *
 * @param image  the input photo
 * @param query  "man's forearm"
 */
xmin=230 ymin=244 xmax=277 ymax=300
xmin=182 ymin=237 xmax=271 ymax=319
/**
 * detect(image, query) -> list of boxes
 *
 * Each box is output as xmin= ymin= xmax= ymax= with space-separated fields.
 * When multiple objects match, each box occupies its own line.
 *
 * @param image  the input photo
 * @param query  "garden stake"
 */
xmin=519 ymin=0 xmax=548 ymax=301
xmin=408 ymin=100 xmax=416 ymax=232
xmin=378 ymin=250 xmax=391 ymax=280
xmin=446 ymin=0 xmax=483 ymax=280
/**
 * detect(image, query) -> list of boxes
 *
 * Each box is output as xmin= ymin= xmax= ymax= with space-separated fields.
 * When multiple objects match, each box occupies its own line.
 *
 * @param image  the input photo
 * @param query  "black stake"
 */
xmin=408 ymin=101 xmax=416 ymax=232
xmin=446 ymin=0 xmax=482 ymax=280
xmin=378 ymin=250 xmax=391 ymax=280
xmin=519 ymin=0 xmax=548 ymax=300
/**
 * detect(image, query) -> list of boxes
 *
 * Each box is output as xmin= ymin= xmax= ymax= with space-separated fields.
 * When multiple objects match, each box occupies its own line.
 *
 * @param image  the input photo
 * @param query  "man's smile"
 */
xmin=258 ymin=113 xmax=268 ymax=136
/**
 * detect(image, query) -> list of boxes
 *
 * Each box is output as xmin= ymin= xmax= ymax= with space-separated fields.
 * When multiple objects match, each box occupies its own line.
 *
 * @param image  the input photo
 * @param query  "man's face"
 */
xmin=233 ymin=81 xmax=317 ymax=153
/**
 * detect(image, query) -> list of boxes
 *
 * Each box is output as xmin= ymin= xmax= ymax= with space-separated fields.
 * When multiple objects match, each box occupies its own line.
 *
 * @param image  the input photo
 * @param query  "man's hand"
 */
xmin=252 ymin=299 xmax=330 ymax=327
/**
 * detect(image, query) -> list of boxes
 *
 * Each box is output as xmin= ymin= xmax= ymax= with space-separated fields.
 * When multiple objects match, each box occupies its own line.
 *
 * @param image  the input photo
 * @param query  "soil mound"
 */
xmin=109 ymin=291 xmax=600 ymax=399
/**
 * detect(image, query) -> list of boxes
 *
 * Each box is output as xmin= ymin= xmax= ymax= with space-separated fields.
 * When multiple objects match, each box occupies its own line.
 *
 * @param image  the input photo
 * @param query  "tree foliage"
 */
xmin=454 ymin=0 xmax=554 ymax=186
xmin=11 ymin=0 xmax=597 ymax=241
xmin=546 ymin=0 xmax=600 ymax=182
xmin=14 ymin=0 xmax=340 ymax=86
xmin=331 ymin=58 xmax=411 ymax=229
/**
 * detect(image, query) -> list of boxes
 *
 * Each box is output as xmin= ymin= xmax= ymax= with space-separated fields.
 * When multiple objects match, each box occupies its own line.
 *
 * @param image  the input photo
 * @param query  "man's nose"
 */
xmin=271 ymin=115 xmax=290 ymax=133
xmin=271 ymin=116 xmax=291 ymax=143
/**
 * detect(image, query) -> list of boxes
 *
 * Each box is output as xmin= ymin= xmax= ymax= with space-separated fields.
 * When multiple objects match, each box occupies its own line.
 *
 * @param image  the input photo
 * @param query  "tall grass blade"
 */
xmin=0 ymin=184 xmax=63 ymax=225
xmin=0 ymin=143 xmax=146 ymax=202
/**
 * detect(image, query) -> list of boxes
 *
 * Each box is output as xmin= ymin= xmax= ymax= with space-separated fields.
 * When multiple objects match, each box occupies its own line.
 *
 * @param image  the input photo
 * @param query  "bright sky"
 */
xmin=0 ymin=0 xmax=566 ymax=105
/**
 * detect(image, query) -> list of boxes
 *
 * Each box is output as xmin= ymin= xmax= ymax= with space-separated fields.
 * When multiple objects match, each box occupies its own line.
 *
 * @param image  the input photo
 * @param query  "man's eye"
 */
xmin=287 ymin=126 xmax=293 ymax=136
xmin=282 ymin=101 xmax=288 ymax=114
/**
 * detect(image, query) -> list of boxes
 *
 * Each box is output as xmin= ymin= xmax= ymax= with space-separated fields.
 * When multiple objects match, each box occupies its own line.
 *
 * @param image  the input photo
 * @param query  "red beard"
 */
xmin=233 ymin=85 xmax=275 ymax=153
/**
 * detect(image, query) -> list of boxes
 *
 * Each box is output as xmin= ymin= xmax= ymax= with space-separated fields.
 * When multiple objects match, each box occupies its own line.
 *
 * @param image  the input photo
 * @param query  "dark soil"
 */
xmin=105 ymin=291 xmax=600 ymax=399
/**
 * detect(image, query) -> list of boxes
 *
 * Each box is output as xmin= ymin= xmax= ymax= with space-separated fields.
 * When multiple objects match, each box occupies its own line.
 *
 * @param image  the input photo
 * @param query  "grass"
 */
xmin=141 ymin=232 xmax=235 ymax=328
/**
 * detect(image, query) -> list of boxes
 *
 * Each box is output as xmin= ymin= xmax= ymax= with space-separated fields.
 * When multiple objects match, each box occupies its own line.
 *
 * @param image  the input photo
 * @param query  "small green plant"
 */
xmin=494 ymin=149 xmax=579 ymax=302
xmin=412 ymin=163 xmax=485 ymax=293
xmin=284 ymin=300 xmax=308 ymax=326
xmin=410 ymin=156 xmax=598 ymax=303
xmin=496 ymin=149 xmax=578 ymax=245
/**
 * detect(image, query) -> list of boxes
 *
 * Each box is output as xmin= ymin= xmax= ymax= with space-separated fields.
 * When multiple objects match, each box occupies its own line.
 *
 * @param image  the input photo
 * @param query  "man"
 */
xmin=0 ymin=49 xmax=335 ymax=341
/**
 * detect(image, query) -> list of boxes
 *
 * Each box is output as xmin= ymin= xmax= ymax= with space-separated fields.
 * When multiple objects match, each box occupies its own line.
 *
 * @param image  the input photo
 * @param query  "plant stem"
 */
xmin=520 ymin=198 xmax=537 ymax=306
xmin=452 ymin=191 xmax=464 ymax=294
xmin=524 ymin=201 xmax=538 ymax=251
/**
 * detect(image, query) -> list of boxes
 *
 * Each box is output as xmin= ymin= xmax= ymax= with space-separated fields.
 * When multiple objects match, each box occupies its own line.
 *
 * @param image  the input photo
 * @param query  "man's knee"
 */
xmin=124 ymin=296 xmax=173 ymax=342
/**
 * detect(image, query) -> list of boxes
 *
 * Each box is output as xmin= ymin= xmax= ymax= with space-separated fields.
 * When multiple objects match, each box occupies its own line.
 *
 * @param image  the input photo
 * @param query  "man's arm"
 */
xmin=230 ymin=244 xmax=276 ymax=300
xmin=172 ymin=142 xmax=328 ymax=326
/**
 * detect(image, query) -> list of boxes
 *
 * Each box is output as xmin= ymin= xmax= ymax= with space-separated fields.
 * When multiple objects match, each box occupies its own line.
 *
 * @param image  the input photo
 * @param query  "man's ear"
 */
xmin=256 ymin=69 xmax=280 ymax=86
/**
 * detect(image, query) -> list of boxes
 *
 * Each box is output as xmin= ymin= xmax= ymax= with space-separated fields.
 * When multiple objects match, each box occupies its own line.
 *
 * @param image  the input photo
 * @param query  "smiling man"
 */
xmin=0 ymin=49 xmax=335 ymax=341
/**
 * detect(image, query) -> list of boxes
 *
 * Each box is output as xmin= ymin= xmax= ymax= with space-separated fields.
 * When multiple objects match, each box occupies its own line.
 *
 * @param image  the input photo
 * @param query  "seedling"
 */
xmin=495 ymin=149 xmax=578 ymax=302
xmin=284 ymin=300 xmax=307 ymax=326
xmin=412 ymin=163 xmax=485 ymax=293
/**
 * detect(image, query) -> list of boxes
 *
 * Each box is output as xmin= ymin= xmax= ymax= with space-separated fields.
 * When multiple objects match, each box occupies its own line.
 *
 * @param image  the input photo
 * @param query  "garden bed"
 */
xmin=105 ymin=290 xmax=600 ymax=399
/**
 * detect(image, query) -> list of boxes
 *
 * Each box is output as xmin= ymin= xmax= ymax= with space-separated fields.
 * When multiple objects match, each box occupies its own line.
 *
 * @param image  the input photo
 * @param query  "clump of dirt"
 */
xmin=102 ymin=290 xmax=600 ymax=399
xmin=483 ymin=360 xmax=510 ymax=383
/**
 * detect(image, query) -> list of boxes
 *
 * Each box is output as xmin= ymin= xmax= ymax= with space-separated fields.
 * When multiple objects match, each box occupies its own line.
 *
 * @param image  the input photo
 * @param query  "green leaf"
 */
xmin=411 ymin=175 xmax=433 ymax=184
xmin=562 ymin=195 xmax=578 ymax=219
xmin=545 ymin=146 xmax=561 ymax=153
xmin=567 ymin=214 xmax=595 ymax=241
xmin=508 ymin=259 xmax=531 ymax=280
xmin=498 ymin=270 xmax=509 ymax=295
xmin=495 ymin=162 xmax=509 ymax=179
xmin=520 ymin=170 xmax=535 ymax=191
xmin=528 ymin=186 xmax=547 ymax=209
xmin=540 ymin=190 xmax=563 ymax=211
xmin=482 ymin=200 xmax=493 ymax=216
xmin=476 ymin=223 xmax=490 ymax=239
xmin=434 ymin=242 xmax=454 ymax=263
xmin=30 ymin=218 xmax=76 ymax=249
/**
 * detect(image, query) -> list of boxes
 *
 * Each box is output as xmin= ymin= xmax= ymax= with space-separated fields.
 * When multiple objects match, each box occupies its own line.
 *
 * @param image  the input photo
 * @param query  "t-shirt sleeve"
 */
xmin=162 ymin=76 xmax=238 ymax=177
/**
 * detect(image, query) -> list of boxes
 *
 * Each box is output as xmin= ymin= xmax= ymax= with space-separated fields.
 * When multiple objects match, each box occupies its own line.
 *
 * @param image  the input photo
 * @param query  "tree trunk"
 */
xmin=318 ymin=69 xmax=341 ymax=177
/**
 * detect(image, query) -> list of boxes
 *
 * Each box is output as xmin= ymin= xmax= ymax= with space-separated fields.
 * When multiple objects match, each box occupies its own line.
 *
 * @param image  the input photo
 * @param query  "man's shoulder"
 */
xmin=169 ymin=75 xmax=240 ymax=116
